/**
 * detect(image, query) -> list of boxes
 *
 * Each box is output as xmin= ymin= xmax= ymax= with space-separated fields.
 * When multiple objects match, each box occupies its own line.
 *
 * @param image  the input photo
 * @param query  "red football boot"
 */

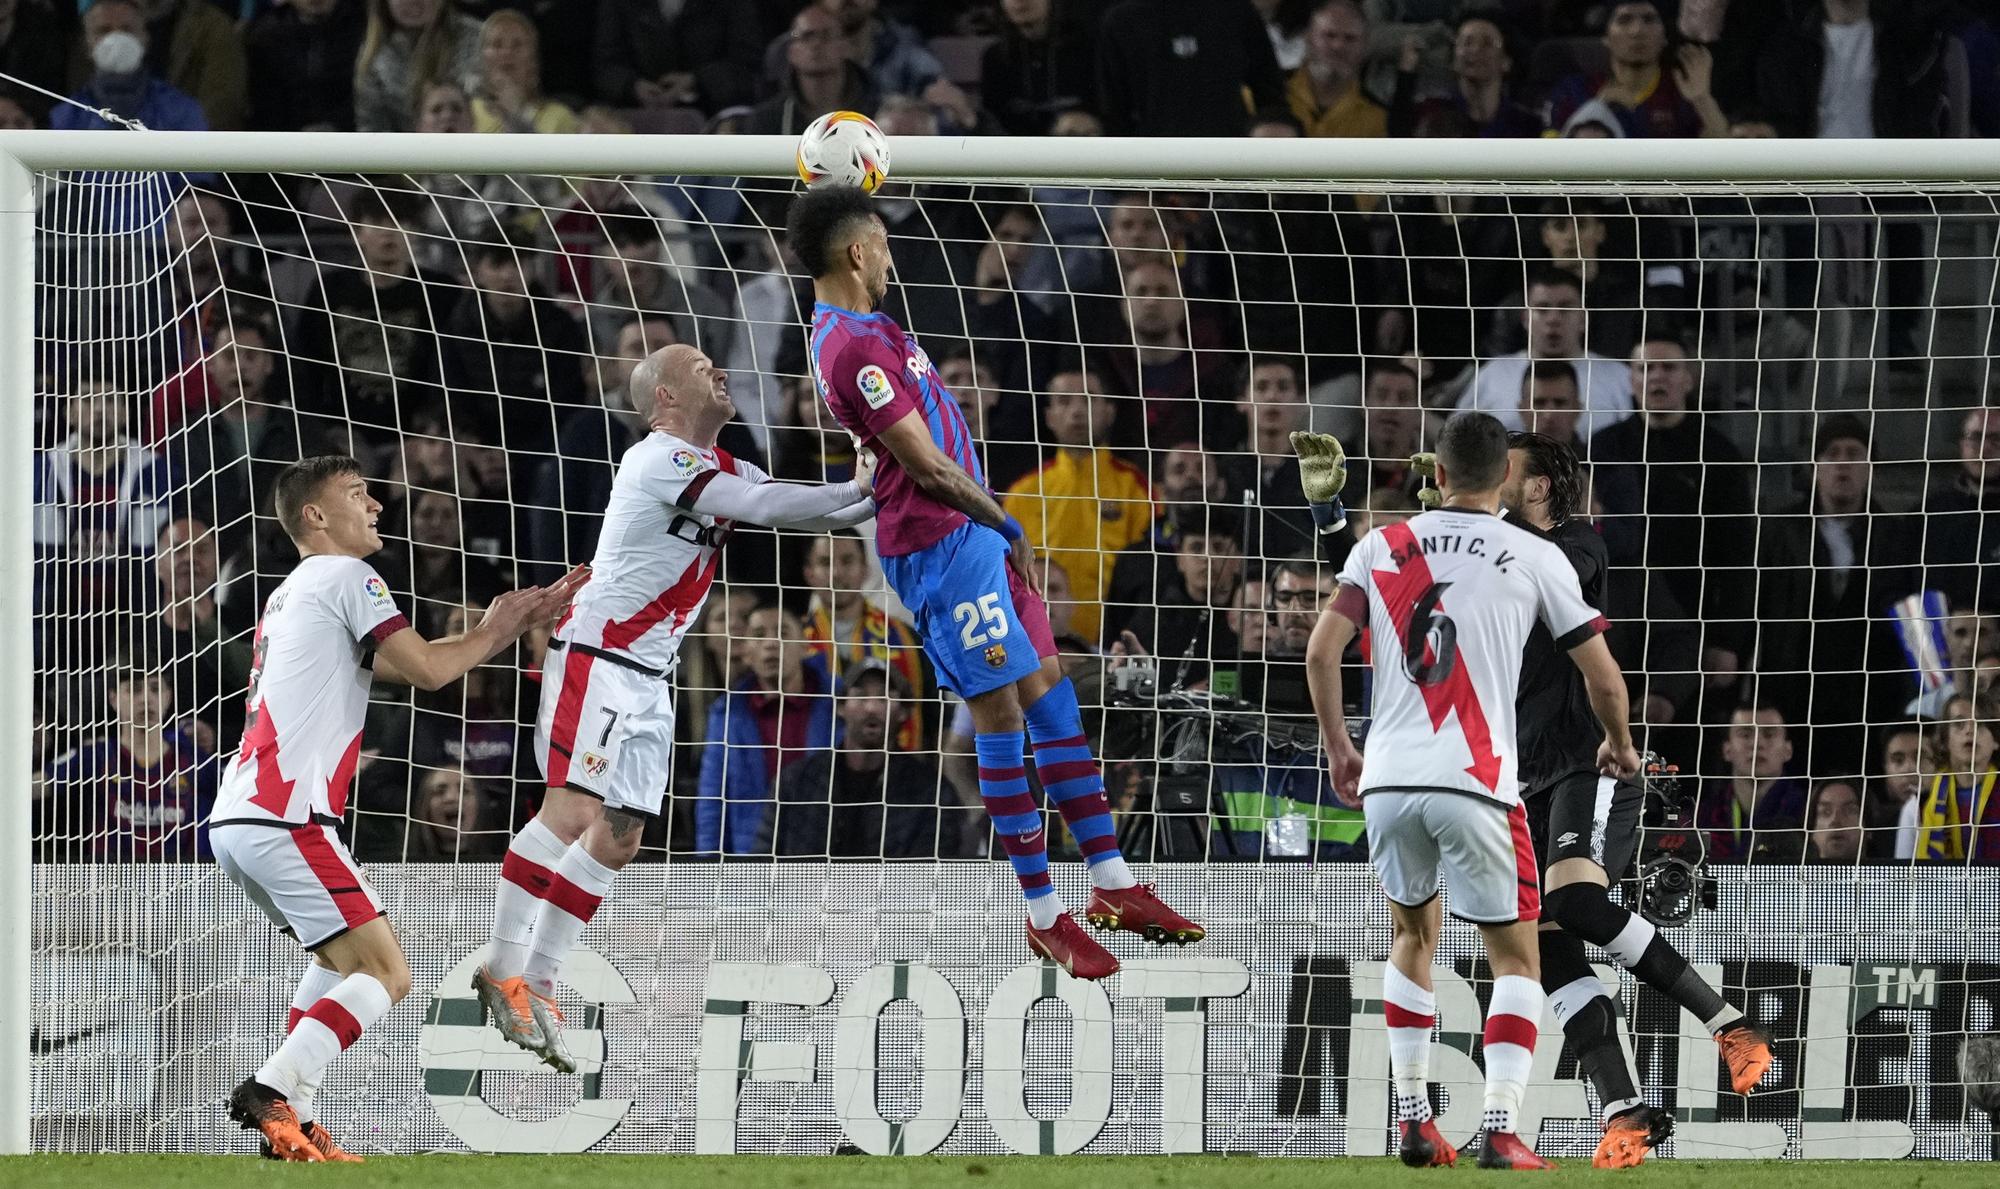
xmin=1026 ymin=915 xmax=1121 ymax=980
xmin=1717 ymin=1024 xmax=1775 ymax=1095
xmin=1398 ymin=1118 xmax=1458 ymax=1168
xmin=1477 ymin=1129 xmax=1556 ymax=1170
xmin=1083 ymin=884 xmax=1205 ymax=946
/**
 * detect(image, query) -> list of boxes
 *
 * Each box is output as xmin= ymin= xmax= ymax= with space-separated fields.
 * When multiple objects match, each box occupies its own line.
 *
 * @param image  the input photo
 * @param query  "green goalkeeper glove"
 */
xmin=1409 ymin=452 xmax=1441 ymax=509
xmin=1289 ymin=431 xmax=1350 ymax=533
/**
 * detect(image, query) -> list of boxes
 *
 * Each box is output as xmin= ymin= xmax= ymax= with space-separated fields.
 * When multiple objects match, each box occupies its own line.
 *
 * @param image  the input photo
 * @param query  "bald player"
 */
xmin=476 ymin=344 xmax=875 ymax=1072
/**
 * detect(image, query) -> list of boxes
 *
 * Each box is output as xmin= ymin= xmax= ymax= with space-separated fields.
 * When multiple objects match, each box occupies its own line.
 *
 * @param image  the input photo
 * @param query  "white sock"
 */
xmin=283 ymin=962 xmax=346 ymax=1124
xmin=256 ymin=973 xmax=391 ymax=1102
xmin=523 ymin=843 xmax=616 ymax=995
xmin=1383 ymin=963 xmax=1436 ymax=1123
xmin=1481 ymin=974 xmax=1543 ymax=1133
xmin=1088 ymin=855 xmax=1136 ymax=890
xmin=1026 ymin=893 xmax=1064 ymax=930
xmin=489 ymin=817 xmax=569 ymax=981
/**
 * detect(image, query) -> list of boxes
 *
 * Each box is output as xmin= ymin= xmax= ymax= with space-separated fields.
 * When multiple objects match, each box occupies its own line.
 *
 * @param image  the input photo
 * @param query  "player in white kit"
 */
xmin=1303 ymin=412 xmax=1639 ymax=1170
xmin=477 ymin=343 xmax=877 ymax=1070
xmin=208 ymin=455 xmax=584 ymax=1162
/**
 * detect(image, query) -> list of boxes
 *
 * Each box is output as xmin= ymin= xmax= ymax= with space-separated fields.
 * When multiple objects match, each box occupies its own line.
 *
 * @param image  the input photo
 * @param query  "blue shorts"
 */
xmin=882 ymin=521 xmax=1054 ymax=698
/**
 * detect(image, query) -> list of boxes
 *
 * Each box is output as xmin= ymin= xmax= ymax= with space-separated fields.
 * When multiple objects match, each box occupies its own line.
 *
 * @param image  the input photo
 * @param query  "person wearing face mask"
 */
xmin=53 ymin=0 xmax=206 ymax=132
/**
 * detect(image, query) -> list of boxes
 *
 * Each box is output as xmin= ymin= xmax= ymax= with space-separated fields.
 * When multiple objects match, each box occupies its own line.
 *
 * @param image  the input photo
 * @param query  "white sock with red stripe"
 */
xmin=282 ymin=961 xmax=346 ymax=1124
xmin=488 ymin=817 xmax=569 ymax=982
xmin=1481 ymin=974 xmax=1544 ymax=1133
xmin=255 ymin=972 xmax=391 ymax=1103
xmin=522 ymin=843 xmax=616 ymax=996
xmin=1383 ymin=963 xmax=1437 ymax=1123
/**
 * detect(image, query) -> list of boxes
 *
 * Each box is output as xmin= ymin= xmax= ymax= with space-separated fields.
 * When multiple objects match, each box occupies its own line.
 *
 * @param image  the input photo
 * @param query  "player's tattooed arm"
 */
xmin=873 ymin=411 xmax=1010 ymax=530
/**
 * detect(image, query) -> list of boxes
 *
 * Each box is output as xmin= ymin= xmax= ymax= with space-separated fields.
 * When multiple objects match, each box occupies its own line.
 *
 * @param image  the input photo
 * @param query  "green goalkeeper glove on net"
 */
xmin=1289 ymin=431 xmax=1350 ymax=533
xmin=1409 ymin=452 xmax=1441 ymax=509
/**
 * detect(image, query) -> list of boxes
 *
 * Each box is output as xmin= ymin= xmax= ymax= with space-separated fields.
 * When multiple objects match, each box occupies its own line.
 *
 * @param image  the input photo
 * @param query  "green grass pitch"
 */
xmin=2 ymin=1156 xmax=1993 ymax=1189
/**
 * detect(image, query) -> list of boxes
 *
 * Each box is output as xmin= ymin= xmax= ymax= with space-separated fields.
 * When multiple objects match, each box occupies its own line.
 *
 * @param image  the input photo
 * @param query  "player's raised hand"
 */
xmin=1409 ymin=452 xmax=1442 ymax=509
xmin=1597 ymin=737 xmax=1641 ymax=779
xmin=1290 ymin=431 xmax=1349 ymax=504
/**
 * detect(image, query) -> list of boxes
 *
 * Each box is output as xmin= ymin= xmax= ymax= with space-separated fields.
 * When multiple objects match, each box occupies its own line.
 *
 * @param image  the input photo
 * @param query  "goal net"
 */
xmin=18 ymin=136 xmax=2000 ymax=1160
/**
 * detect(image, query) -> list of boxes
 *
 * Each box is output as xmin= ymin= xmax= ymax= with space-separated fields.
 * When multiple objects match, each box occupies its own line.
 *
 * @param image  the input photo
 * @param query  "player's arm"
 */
xmin=683 ymin=468 xmax=875 ymax=531
xmin=874 ymin=410 xmax=1042 ymax=592
xmin=374 ymin=568 xmax=587 ymax=691
xmin=1566 ymin=632 xmax=1640 ymax=778
xmin=1306 ymin=584 xmax=1367 ymax=806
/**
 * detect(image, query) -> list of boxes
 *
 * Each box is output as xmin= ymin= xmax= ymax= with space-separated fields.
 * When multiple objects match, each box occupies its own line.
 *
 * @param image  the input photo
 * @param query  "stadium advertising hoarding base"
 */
xmin=29 ymin=863 xmax=2000 ymax=1159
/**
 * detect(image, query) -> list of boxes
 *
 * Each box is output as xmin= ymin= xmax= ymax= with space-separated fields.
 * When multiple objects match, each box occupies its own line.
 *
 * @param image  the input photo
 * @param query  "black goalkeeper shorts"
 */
xmin=1524 ymin=770 xmax=1644 ymax=881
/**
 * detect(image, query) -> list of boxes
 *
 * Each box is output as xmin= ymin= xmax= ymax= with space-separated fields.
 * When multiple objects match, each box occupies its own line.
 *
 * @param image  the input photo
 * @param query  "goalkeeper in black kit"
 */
xmin=1293 ymin=429 xmax=1775 ymax=1169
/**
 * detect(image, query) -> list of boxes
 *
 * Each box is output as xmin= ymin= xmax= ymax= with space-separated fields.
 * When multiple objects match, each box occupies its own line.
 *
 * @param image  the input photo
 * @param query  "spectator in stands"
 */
xmin=1090 ymin=259 xmax=1234 ymax=452
xmin=1228 ymin=574 xmax=1270 ymax=658
xmin=32 ymin=652 xmax=215 ymax=862
xmin=1699 ymin=701 xmax=1808 ymax=862
xmin=526 ymin=314 xmax=668 ymax=577
xmin=1101 ymin=448 xmax=1226 ymax=641
xmin=353 ymin=0 xmax=482 ymax=133
xmin=587 ymin=205 xmax=733 ymax=361
xmin=0 ymin=92 xmax=32 ymax=129
xmin=440 ymin=231 xmax=589 ymax=462
xmin=800 ymin=531 xmax=926 ymax=752
xmin=1594 ymin=335 xmax=1752 ymax=713
xmin=982 ymin=0 xmax=1097 ymax=136
xmin=402 ymin=487 xmax=506 ymax=607
xmin=1922 ymin=406 xmax=2000 ymax=613
xmin=1875 ymin=722 xmax=1925 ymax=860
xmin=770 ymin=371 xmax=857 ymax=484
xmin=1754 ymin=414 xmax=1921 ymax=777
xmin=1457 ymin=267 xmax=1634 ymax=436
xmin=592 ymin=0 xmax=762 ymax=112
xmin=1388 ymin=10 xmax=1540 ymax=138
xmin=1803 ymin=778 xmax=1866 ymax=864
xmin=1120 ymin=507 xmax=1245 ymax=686
xmin=1914 ymin=693 xmax=2000 ymax=863
xmin=385 ymin=762 xmax=505 ymax=862
xmin=246 ymin=0 xmax=364 ymax=131
xmin=810 ymin=0 xmax=976 ymax=129
xmin=1222 ymin=356 xmax=1317 ymax=557
xmin=1528 ymin=198 xmax=1682 ymax=361
xmin=1097 ymin=0 xmax=1285 ymax=136
xmin=34 ymin=379 xmax=177 ymax=562
xmin=54 ymin=0 xmax=205 ymax=132
xmin=159 ymin=320 xmax=301 ymax=570
xmin=695 ymin=602 xmax=835 ymax=855
xmin=153 ymin=514 xmax=252 ymax=748
xmin=137 ymin=0 xmax=250 ymax=130
xmin=767 ymin=659 xmax=960 ymax=859
xmin=938 ymin=344 xmax=1038 ymax=490
xmin=1544 ymin=1 xmax=1727 ymax=138
xmin=1755 ymin=1 xmax=1951 ymax=139
xmin=291 ymin=191 xmax=454 ymax=461
xmin=1285 ymin=0 xmax=1385 ymax=138
xmin=1339 ymin=363 xmax=1426 ymax=506
xmin=0 ymin=0 xmax=72 ymax=125
xmin=743 ymin=3 xmax=879 ymax=135
xmin=470 ymin=8 xmax=577 ymax=134
xmin=413 ymin=76 xmax=472 ymax=132
xmin=1002 ymin=366 xmax=1155 ymax=644
xmin=1517 ymin=359 xmax=1587 ymax=453
xmin=408 ymin=600 xmax=530 ymax=788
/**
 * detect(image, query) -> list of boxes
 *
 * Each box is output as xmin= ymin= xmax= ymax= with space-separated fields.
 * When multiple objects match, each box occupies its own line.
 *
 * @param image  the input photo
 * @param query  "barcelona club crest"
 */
xmin=983 ymin=644 xmax=1007 ymax=669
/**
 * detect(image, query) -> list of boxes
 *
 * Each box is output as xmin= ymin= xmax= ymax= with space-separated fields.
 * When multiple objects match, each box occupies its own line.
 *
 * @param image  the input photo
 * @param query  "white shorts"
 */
xmin=534 ymin=639 xmax=677 ymax=817
xmin=1362 ymin=790 xmax=1541 ymax=925
xmin=210 ymin=820 xmax=386 ymax=950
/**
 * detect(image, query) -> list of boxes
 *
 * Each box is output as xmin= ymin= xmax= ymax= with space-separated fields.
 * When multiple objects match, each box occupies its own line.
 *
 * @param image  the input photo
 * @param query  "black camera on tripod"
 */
xmin=1625 ymin=752 xmax=1716 ymax=928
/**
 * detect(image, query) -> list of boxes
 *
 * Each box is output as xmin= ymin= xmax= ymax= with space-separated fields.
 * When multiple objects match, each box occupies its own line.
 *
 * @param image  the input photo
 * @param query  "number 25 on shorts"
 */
xmin=954 ymin=593 xmax=1009 ymax=649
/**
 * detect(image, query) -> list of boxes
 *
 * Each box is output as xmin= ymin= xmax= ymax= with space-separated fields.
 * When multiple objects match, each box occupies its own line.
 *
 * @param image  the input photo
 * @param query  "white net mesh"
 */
xmin=24 ymin=160 xmax=2000 ymax=1158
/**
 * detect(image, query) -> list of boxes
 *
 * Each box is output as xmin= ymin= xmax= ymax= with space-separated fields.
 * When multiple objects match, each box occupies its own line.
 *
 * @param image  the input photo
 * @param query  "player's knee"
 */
xmin=587 ymin=809 xmax=647 ymax=869
xmin=1543 ymin=880 xmax=1623 ymax=946
xmin=538 ymin=787 xmax=600 ymax=844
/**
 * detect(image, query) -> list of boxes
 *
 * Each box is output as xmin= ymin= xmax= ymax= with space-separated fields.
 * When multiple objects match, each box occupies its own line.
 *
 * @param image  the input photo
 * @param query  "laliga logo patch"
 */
xmin=364 ymin=576 xmax=393 ymax=606
xmin=857 ymin=364 xmax=894 ymax=409
xmin=669 ymin=448 xmax=702 ymax=476
xmin=984 ymin=644 xmax=1008 ymax=669
xmin=582 ymin=751 xmax=611 ymax=779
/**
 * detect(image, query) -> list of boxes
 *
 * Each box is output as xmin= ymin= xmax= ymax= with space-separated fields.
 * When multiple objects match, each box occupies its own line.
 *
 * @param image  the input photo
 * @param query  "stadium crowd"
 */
xmin=19 ymin=0 xmax=2000 ymax=869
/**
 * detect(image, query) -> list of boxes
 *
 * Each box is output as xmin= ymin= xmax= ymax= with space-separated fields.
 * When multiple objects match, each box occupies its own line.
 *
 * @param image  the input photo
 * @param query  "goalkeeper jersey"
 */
xmin=1335 ymin=508 xmax=1605 ymax=806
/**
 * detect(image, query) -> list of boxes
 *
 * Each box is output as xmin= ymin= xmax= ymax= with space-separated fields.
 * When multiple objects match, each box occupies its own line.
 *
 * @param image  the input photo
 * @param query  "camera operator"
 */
xmin=1502 ymin=430 xmax=1772 ymax=1166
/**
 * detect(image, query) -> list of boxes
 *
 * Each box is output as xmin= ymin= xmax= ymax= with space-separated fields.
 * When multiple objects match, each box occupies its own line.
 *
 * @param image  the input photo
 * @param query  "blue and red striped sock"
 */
xmin=976 ymin=729 xmax=1062 ymax=928
xmin=1025 ymin=678 xmax=1135 ymax=891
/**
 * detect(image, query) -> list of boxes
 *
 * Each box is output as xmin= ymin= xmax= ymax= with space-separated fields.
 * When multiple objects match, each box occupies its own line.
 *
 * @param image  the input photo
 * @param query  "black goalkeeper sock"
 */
xmin=1546 ymin=881 xmax=1744 ymax=1035
xmin=1542 ymin=930 xmax=1643 ymax=1121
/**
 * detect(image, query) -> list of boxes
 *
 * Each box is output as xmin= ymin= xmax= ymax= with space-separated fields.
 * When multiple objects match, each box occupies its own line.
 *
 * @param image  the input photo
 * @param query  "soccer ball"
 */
xmin=796 ymin=110 xmax=891 ymax=194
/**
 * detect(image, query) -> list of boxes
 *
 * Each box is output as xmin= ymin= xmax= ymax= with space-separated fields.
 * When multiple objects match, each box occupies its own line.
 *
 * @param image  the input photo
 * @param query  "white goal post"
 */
xmin=6 ymin=131 xmax=2000 ymax=1158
